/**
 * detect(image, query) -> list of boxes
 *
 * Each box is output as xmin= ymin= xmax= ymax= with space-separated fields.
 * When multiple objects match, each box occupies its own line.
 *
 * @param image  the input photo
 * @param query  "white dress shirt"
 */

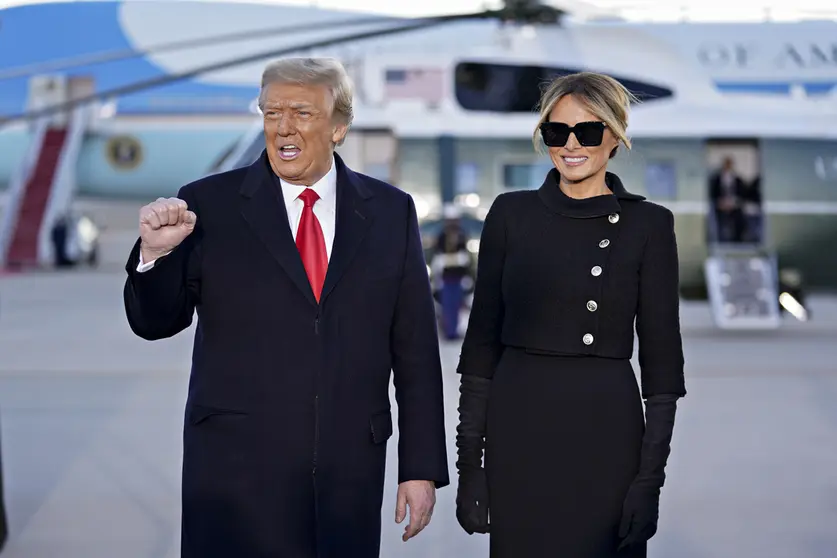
xmin=137 ymin=159 xmax=338 ymax=272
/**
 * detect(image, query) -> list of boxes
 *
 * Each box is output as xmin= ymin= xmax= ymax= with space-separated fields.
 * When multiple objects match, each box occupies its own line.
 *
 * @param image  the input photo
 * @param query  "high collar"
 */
xmin=537 ymin=169 xmax=645 ymax=218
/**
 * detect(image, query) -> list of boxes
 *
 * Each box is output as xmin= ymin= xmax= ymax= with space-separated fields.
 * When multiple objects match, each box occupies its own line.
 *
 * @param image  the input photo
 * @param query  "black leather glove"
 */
xmin=0 ymin=426 xmax=7 ymax=553
xmin=618 ymin=394 xmax=679 ymax=551
xmin=455 ymin=374 xmax=491 ymax=535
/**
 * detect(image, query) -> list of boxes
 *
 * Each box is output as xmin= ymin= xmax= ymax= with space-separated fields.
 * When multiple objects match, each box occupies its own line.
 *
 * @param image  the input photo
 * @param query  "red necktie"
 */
xmin=296 ymin=188 xmax=328 ymax=302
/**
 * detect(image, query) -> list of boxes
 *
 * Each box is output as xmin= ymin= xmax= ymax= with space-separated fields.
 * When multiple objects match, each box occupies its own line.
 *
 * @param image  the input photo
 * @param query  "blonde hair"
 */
xmin=532 ymin=72 xmax=638 ymax=156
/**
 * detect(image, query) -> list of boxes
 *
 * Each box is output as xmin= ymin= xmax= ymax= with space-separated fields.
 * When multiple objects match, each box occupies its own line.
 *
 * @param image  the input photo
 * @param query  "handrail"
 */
xmin=0 ymin=117 xmax=49 ymax=266
xmin=37 ymin=106 xmax=88 ymax=266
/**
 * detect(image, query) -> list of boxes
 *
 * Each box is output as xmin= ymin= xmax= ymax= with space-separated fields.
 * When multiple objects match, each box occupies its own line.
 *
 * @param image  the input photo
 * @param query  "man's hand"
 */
xmin=139 ymin=197 xmax=196 ymax=262
xmin=395 ymin=480 xmax=435 ymax=542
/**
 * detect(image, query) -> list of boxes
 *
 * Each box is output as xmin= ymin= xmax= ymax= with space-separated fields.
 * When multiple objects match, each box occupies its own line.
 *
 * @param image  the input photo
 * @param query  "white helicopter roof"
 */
xmin=104 ymin=0 xmax=837 ymax=140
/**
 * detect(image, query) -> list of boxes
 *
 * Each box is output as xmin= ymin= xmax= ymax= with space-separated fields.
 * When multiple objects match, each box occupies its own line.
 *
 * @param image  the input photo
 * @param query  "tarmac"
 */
xmin=1 ymin=212 xmax=836 ymax=558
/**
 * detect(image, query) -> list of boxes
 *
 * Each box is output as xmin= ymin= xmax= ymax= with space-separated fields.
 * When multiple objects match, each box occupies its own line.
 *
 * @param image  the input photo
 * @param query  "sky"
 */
xmin=0 ymin=0 xmax=834 ymax=21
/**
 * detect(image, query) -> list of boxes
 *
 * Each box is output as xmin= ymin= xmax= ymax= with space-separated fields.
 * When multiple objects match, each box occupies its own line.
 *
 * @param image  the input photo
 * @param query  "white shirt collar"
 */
xmin=279 ymin=156 xmax=337 ymax=211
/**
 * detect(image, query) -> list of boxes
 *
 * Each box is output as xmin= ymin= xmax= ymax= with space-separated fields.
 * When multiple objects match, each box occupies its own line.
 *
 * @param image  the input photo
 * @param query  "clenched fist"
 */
xmin=139 ymin=197 xmax=196 ymax=262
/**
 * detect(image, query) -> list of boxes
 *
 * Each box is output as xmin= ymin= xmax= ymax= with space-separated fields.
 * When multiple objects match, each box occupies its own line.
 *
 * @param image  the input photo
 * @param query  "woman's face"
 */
xmin=545 ymin=95 xmax=619 ymax=186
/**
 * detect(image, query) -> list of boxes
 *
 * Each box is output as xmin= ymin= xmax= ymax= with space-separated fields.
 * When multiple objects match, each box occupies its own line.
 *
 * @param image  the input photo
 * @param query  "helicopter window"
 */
xmin=454 ymin=62 xmax=674 ymax=113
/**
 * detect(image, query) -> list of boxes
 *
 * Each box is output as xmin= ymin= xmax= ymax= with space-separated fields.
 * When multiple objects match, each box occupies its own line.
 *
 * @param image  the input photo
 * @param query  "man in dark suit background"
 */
xmin=709 ymin=156 xmax=746 ymax=243
xmin=123 ymin=57 xmax=449 ymax=557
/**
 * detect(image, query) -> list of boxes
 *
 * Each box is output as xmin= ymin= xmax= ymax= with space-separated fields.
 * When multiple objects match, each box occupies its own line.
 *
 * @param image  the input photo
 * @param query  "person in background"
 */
xmin=454 ymin=71 xmax=686 ymax=557
xmin=430 ymin=205 xmax=473 ymax=340
xmin=709 ymin=156 xmax=746 ymax=242
xmin=740 ymin=175 xmax=763 ymax=243
xmin=50 ymin=214 xmax=72 ymax=267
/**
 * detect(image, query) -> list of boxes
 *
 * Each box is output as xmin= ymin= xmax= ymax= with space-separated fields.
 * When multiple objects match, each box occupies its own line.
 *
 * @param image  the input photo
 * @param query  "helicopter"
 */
xmin=0 ymin=0 xmax=832 ymax=326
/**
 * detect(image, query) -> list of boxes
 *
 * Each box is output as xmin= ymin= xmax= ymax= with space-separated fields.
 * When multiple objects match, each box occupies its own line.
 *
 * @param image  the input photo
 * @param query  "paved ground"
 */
xmin=1 ymin=226 xmax=836 ymax=557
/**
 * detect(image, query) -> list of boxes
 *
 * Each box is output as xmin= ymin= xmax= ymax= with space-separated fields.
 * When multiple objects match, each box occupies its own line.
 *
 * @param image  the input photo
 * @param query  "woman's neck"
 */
xmin=559 ymin=172 xmax=612 ymax=200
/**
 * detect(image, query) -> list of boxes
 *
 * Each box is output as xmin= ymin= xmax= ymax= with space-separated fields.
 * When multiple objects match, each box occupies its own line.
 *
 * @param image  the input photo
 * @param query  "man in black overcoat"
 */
xmin=708 ymin=156 xmax=746 ymax=243
xmin=123 ymin=57 xmax=449 ymax=557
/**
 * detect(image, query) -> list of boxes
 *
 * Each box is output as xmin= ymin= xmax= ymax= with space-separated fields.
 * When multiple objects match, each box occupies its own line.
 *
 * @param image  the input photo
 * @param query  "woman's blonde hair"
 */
xmin=532 ymin=72 xmax=638 ymax=156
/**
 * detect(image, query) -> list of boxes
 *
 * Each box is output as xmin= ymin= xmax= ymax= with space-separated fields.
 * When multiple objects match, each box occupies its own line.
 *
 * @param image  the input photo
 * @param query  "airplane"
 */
xmin=0 ymin=0 xmax=836 ymax=299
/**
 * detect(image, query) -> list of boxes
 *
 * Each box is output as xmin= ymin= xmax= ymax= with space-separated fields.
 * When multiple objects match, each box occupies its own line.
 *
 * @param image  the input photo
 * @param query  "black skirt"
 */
xmin=485 ymin=348 xmax=646 ymax=558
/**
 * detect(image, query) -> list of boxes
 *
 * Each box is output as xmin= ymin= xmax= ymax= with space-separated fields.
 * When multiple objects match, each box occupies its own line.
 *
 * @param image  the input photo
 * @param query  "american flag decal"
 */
xmin=383 ymin=68 xmax=445 ymax=103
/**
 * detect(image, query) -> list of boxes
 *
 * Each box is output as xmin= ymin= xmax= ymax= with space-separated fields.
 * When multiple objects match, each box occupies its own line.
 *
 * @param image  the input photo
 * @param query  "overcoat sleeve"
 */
xmin=635 ymin=207 xmax=687 ymax=398
xmin=456 ymin=196 xmax=507 ymax=380
xmin=123 ymin=185 xmax=203 ymax=341
xmin=390 ymin=195 xmax=450 ymax=488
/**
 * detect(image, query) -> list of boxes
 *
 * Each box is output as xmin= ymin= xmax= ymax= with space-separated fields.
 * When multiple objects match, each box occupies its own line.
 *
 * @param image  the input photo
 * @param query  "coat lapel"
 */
xmin=319 ymin=153 xmax=374 ymax=303
xmin=239 ymin=152 xmax=318 ymax=307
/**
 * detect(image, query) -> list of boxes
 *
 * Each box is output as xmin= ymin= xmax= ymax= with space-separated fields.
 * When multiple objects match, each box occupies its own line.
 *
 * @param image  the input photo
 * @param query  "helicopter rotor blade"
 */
xmin=0 ymin=15 xmax=402 ymax=82
xmin=0 ymin=10 xmax=492 ymax=127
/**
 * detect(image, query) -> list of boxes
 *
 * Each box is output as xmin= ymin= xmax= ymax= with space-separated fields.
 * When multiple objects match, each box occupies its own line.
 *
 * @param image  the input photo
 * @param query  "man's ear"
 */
xmin=332 ymin=123 xmax=349 ymax=145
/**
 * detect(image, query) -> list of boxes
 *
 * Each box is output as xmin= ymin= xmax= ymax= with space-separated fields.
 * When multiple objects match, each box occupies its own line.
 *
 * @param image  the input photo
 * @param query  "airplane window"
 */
xmin=454 ymin=62 xmax=674 ymax=113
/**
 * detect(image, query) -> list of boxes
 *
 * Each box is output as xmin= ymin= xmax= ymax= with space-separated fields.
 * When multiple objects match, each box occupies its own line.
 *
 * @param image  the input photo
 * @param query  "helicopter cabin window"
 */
xmin=502 ymin=162 xmax=554 ymax=189
xmin=454 ymin=62 xmax=674 ymax=113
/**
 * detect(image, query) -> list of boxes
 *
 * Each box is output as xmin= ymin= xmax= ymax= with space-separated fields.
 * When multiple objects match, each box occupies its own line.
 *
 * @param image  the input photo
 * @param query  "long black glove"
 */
xmin=617 ymin=394 xmax=679 ymax=550
xmin=455 ymin=374 xmax=491 ymax=535
xmin=0 ymin=425 xmax=7 ymax=553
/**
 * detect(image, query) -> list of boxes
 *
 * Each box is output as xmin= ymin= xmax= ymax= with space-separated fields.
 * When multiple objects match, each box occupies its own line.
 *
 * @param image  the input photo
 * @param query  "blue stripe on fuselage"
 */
xmin=715 ymin=81 xmax=837 ymax=95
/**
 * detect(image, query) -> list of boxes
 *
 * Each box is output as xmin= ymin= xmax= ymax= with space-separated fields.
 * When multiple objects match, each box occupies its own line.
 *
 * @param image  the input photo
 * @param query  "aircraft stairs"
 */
xmin=0 ymin=109 xmax=86 ymax=270
xmin=703 ymin=208 xmax=782 ymax=329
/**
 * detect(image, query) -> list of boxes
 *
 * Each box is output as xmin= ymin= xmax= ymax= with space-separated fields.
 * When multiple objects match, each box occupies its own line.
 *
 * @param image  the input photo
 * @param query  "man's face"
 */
xmin=262 ymin=82 xmax=348 ymax=186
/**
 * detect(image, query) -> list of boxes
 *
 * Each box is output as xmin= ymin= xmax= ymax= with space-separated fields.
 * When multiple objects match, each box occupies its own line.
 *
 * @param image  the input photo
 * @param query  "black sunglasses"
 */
xmin=539 ymin=121 xmax=607 ymax=147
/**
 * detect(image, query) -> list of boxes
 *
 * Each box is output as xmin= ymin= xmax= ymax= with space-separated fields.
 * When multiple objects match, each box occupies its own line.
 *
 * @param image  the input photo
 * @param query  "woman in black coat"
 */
xmin=454 ymin=71 xmax=686 ymax=557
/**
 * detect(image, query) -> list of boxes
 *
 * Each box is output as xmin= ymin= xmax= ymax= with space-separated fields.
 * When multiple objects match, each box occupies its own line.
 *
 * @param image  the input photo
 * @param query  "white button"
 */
xmin=583 ymin=333 xmax=594 ymax=345
xmin=591 ymin=266 xmax=602 ymax=276
xmin=587 ymin=300 xmax=598 ymax=312
xmin=599 ymin=239 xmax=610 ymax=248
xmin=608 ymin=213 xmax=619 ymax=223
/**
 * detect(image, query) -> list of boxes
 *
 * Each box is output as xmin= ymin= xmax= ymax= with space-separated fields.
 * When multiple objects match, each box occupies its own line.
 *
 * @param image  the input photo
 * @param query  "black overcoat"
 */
xmin=123 ymin=151 xmax=449 ymax=558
